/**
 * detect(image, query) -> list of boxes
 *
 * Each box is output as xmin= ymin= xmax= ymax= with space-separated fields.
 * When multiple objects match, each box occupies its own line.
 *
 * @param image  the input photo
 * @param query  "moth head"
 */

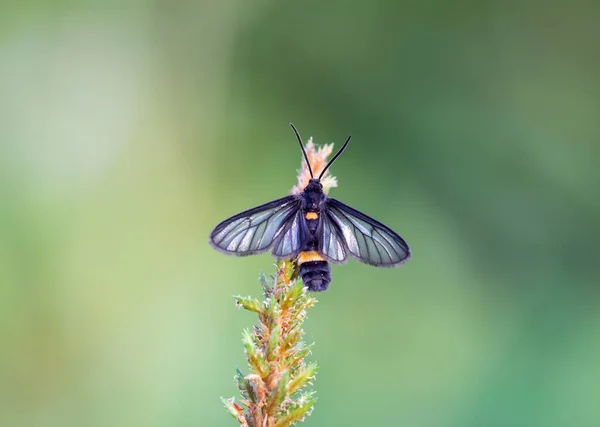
xmin=305 ymin=178 xmax=323 ymax=192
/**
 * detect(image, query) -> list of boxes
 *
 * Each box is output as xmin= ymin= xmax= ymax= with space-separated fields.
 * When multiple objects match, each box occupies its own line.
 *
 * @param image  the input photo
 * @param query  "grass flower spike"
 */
xmin=291 ymin=137 xmax=338 ymax=195
xmin=224 ymin=262 xmax=318 ymax=427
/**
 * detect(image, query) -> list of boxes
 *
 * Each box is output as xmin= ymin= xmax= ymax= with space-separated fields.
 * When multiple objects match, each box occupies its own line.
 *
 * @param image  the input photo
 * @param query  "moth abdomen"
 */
xmin=297 ymin=251 xmax=331 ymax=292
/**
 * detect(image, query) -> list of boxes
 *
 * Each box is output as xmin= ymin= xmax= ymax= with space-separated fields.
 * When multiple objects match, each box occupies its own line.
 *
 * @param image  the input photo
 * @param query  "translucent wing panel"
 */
xmin=210 ymin=196 xmax=301 ymax=255
xmin=272 ymin=210 xmax=304 ymax=259
xmin=326 ymin=198 xmax=410 ymax=266
xmin=320 ymin=215 xmax=347 ymax=263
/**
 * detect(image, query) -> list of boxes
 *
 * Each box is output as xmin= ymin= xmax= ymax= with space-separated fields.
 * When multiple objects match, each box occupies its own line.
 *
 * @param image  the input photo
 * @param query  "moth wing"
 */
xmin=325 ymin=198 xmax=410 ymax=266
xmin=209 ymin=195 xmax=301 ymax=256
xmin=271 ymin=209 xmax=306 ymax=259
xmin=319 ymin=213 xmax=348 ymax=264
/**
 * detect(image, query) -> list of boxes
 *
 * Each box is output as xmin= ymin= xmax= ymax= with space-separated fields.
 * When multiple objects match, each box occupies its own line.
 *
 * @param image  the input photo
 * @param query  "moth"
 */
xmin=209 ymin=124 xmax=410 ymax=291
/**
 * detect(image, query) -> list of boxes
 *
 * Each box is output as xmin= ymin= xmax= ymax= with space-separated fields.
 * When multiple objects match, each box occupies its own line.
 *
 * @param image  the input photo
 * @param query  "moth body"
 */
xmin=297 ymin=179 xmax=331 ymax=291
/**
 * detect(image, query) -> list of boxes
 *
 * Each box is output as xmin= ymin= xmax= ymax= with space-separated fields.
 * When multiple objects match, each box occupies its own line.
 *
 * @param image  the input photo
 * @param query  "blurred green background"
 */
xmin=1 ymin=2 xmax=599 ymax=427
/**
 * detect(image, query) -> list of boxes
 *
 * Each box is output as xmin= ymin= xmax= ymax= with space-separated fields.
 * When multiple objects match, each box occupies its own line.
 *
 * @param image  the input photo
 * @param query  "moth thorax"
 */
xmin=298 ymin=260 xmax=331 ymax=292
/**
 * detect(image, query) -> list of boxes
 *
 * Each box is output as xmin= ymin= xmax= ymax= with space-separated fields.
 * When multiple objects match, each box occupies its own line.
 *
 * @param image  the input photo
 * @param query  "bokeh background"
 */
xmin=1 ymin=2 xmax=599 ymax=427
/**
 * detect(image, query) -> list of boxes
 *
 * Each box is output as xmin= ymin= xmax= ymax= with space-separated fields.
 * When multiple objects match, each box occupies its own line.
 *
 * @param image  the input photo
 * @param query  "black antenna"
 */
xmin=290 ymin=123 xmax=313 ymax=178
xmin=318 ymin=134 xmax=351 ymax=180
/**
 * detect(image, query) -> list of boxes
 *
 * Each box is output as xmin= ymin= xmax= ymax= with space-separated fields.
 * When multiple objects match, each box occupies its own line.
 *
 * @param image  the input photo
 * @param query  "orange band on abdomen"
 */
xmin=297 ymin=251 xmax=325 ymax=264
xmin=305 ymin=212 xmax=319 ymax=220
